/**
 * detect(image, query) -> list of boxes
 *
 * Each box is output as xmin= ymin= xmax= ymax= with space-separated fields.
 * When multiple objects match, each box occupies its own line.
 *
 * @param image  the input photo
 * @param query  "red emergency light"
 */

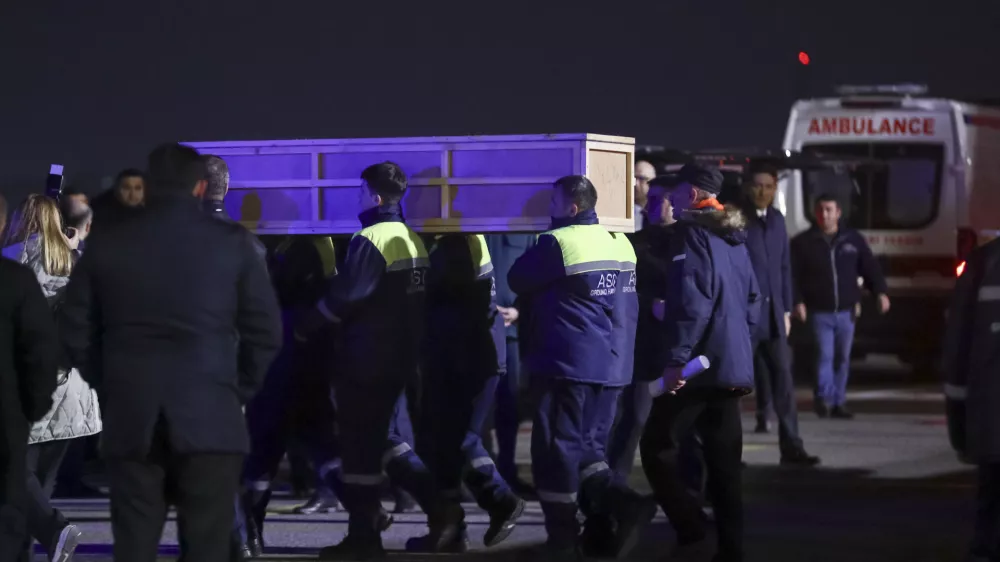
xmin=957 ymin=261 xmax=967 ymax=277
xmin=798 ymin=52 xmax=811 ymax=65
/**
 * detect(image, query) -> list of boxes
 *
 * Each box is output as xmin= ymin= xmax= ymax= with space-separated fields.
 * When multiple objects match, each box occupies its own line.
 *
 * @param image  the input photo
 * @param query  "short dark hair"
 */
xmin=115 ymin=168 xmax=145 ymax=187
xmin=147 ymin=143 xmax=207 ymax=192
xmin=361 ymin=162 xmax=407 ymax=204
xmin=61 ymin=185 xmax=86 ymax=198
xmin=815 ymin=193 xmax=840 ymax=208
xmin=746 ymin=160 xmax=779 ymax=181
xmin=64 ymin=206 xmax=93 ymax=230
xmin=553 ymin=175 xmax=599 ymax=213
xmin=202 ymin=155 xmax=230 ymax=201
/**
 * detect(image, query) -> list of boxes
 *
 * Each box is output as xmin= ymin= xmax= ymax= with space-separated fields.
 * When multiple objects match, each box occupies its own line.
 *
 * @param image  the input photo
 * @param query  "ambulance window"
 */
xmin=884 ymin=159 xmax=937 ymax=226
xmin=800 ymin=143 xmax=944 ymax=230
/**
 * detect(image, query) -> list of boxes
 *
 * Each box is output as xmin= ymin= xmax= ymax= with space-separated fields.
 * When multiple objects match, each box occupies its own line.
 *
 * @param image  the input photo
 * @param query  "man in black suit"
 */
xmin=0 ymin=194 xmax=60 ymax=562
xmin=59 ymin=144 xmax=283 ymax=562
xmin=741 ymin=161 xmax=818 ymax=467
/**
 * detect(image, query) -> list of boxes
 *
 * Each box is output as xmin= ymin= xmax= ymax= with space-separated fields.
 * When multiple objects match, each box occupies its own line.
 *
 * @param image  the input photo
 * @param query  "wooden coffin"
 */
xmin=183 ymin=133 xmax=635 ymax=234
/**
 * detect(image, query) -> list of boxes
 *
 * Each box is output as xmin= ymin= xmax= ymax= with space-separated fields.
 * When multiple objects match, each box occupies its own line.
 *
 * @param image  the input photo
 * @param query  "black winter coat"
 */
xmin=58 ymin=192 xmax=282 ymax=458
xmin=0 ymin=258 xmax=59 ymax=502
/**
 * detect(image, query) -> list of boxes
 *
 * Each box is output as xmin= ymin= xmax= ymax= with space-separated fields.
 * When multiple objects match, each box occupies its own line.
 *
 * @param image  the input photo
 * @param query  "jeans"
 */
xmin=810 ymin=311 xmax=856 ymax=408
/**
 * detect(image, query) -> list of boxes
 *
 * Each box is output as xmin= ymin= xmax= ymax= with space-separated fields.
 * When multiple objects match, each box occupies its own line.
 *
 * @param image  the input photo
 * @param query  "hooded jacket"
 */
xmin=659 ymin=203 xmax=761 ymax=391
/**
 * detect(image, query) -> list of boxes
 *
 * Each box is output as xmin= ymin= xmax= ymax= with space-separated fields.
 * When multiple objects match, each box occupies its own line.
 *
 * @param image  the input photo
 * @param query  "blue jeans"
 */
xmin=810 ymin=311 xmax=856 ymax=408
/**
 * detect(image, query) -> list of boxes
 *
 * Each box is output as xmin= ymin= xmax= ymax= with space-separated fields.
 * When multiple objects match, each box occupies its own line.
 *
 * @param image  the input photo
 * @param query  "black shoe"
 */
xmin=484 ymin=496 xmax=526 ymax=547
xmin=831 ymin=406 xmax=855 ymax=419
xmin=416 ymin=502 xmax=465 ymax=552
xmin=814 ymin=401 xmax=830 ymax=418
xmin=378 ymin=508 xmax=394 ymax=532
xmin=292 ymin=492 xmax=339 ymax=514
xmin=754 ymin=419 xmax=770 ymax=434
xmin=580 ymin=516 xmax=616 ymax=559
xmin=613 ymin=494 xmax=659 ymax=559
xmin=405 ymin=528 xmax=470 ymax=553
xmin=249 ymin=534 xmax=265 ymax=558
xmin=780 ymin=449 xmax=821 ymax=467
xmin=318 ymin=534 xmax=386 ymax=561
xmin=392 ymin=489 xmax=418 ymax=513
xmin=50 ymin=524 xmax=82 ymax=562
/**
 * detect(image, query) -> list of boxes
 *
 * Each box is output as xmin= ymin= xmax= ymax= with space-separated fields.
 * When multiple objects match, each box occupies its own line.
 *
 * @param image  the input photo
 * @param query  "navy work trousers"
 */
xmin=531 ymin=379 xmax=623 ymax=546
xmin=238 ymin=334 xmax=340 ymax=541
xmin=384 ymin=392 xmax=437 ymax=515
xmin=422 ymin=367 xmax=513 ymax=512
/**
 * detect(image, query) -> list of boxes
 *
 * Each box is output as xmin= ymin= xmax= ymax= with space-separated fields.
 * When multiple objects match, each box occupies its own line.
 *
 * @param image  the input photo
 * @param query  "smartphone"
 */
xmin=45 ymin=164 xmax=64 ymax=200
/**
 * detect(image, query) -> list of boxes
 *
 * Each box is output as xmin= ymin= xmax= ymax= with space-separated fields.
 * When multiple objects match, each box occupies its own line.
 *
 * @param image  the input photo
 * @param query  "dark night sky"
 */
xmin=1 ymin=1 xmax=997 ymax=205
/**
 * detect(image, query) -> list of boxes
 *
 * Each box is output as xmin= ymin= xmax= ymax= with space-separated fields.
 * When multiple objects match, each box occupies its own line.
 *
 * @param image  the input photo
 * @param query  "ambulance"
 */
xmin=780 ymin=84 xmax=1000 ymax=373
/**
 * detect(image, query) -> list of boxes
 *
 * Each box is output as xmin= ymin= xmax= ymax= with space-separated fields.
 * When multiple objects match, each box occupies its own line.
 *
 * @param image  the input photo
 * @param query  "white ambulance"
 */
xmin=780 ymin=84 xmax=1000 ymax=372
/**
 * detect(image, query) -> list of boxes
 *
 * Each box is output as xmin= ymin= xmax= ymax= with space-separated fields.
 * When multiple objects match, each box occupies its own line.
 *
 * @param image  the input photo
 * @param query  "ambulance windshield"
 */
xmin=800 ymin=143 xmax=944 ymax=230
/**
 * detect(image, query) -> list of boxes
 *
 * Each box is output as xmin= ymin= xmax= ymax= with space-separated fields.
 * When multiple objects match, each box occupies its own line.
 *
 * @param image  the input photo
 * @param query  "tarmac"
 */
xmin=30 ymin=384 xmax=975 ymax=561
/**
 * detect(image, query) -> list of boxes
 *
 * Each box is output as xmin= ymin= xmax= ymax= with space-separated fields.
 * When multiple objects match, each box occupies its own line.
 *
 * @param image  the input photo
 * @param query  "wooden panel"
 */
xmin=586 ymin=148 xmax=631 ymax=223
xmin=184 ymin=134 xmax=635 ymax=234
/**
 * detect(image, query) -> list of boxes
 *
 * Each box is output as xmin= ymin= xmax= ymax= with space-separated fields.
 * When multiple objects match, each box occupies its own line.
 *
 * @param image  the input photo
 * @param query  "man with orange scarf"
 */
xmin=639 ymin=163 xmax=761 ymax=562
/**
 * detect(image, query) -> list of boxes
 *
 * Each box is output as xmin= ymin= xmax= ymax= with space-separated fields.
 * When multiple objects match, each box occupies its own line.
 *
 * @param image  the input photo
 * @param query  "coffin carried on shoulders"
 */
xmin=183 ymin=133 xmax=636 ymax=234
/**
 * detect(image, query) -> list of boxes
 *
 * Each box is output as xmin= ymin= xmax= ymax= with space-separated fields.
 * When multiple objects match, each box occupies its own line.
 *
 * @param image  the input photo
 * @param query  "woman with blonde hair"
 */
xmin=3 ymin=194 xmax=100 ymax=562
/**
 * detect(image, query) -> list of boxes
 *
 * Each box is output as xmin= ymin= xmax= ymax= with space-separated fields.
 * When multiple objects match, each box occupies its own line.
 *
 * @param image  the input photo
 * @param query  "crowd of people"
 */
xmin=0 ymin=142 xmax=901 ymax=562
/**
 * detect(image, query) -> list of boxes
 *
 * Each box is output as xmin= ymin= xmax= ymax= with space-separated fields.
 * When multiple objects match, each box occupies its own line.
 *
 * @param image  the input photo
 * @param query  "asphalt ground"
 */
xmin=32 ymin=382 xmax=975 ymax=562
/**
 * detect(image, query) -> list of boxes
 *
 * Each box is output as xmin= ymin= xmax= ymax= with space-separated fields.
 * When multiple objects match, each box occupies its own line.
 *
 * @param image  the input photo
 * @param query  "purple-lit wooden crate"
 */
xmin=183 ymin=134 xmax=635 ymax=234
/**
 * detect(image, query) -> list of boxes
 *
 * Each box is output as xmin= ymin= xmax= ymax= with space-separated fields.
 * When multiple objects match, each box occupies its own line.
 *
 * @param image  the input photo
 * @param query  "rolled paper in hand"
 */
xmin=648 ymin=355 xmax=710 ymax=398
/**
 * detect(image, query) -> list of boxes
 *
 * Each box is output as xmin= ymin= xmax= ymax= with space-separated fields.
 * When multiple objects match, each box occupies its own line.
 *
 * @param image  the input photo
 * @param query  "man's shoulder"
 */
xmin=0 ymin=257 xmax=37 ymax=298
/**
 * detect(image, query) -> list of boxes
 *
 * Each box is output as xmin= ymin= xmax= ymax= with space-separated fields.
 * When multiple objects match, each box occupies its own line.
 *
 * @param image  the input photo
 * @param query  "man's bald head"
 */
xmin=635 ymin=160 xmax=657 ymax=207
xmin=203 ymin=155 xmax=230 ymax=202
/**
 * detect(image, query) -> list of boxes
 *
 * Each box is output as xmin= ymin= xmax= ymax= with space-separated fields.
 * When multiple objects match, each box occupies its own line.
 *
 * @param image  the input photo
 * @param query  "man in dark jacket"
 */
xmin=58 ymin=143 xmax=283 ymax=562
xmin=741 ymin=162 xmax=819 ymax=466
xmin=608 ymin=174 xmax=676 ymax=480
xmin=510 ymin=175 xmax=655 ymax=560
xmin=0 ymin=194 xmax=60 ymax=561
xmin=790 ymin=194 xmax=889 ymax=419
xmin=483 ymin=233 xmax=535 ymax=491
xmin=942 ymin=237 xmax=1000 ymax=562
xmin=88 ymin=169 xmax=146 ymax=238
xmin=640 ymin=163 xmax=760 ymax=562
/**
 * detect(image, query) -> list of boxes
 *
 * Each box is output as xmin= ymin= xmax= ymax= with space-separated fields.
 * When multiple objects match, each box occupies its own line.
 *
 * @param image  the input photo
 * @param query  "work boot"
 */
xmin=483 ymin=495 xmax=526 ymax=547
xmin=317 ymin=533 xmax=386 ymax=561
xmin=292 ymin=490 xmax=339 ymax=514
xmin=754 ymin=419 xmax=770 ymax=434
xmin=612 ymin=493 xmax=658 ymax=559
xmin=405 ymin=526 xmax=470 ymax=553
xmin=410 ymin=502 xmax=465 ymax=552
xmin=580 ymin=516 xmax=616 ymax=559
xmin=831 ymin=406 xmax=855 ymax=419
